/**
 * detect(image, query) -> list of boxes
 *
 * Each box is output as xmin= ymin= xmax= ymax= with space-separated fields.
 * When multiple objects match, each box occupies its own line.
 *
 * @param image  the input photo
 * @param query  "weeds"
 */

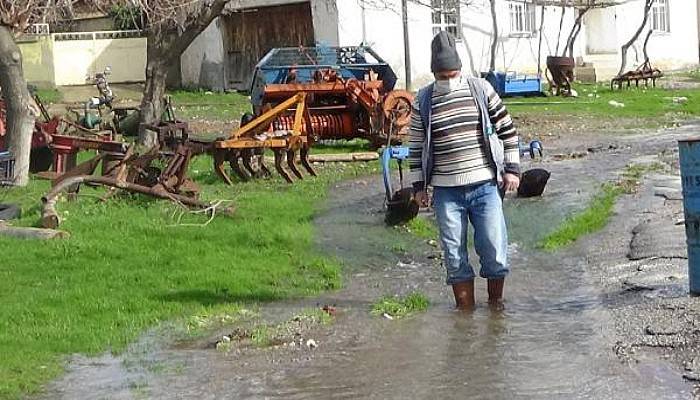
xmin=218 ymin=307 xmax=335 ymax=351
xmin=538 ymin=162 xmax=666 ymax=251
xmin=405 ymin=217 xmax=439 ymax=240
xmin=371 ymin=292 xmax=430 ymax=319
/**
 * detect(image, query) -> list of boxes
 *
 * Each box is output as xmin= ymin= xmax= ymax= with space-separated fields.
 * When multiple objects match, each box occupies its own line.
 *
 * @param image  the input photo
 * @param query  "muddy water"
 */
xmin=39 ymin=130 xmax=694 ymax=399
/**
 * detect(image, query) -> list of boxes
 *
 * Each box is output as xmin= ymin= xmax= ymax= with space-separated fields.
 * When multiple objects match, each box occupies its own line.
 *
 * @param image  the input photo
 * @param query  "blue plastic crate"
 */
xmin=482 ymin=71 xmax=544 ymax=97
xmin=0 ymin=151 xmax=15 ymax=185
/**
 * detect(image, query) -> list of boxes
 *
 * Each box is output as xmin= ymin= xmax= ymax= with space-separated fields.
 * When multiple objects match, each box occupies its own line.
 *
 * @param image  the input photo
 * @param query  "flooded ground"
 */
xmin=38 ymin=124 xmax=699 ymax=399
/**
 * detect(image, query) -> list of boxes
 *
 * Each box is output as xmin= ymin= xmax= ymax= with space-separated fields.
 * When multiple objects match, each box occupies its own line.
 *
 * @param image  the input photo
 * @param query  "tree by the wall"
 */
xmin=125 ymin=0 xmax=236 ymax=147
xmin=562 ymin=6 xmax=590 ymax=58
xmin=487 ymin=0 xmax=497 ymax=71
xmin=617 ymin=0 xmax=654 ymax=76
xmin=0 ymin=1 xmax=80 ymax=186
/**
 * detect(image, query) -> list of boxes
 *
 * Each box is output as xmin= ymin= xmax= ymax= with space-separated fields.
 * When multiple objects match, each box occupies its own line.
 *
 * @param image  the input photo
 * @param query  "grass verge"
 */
xmin=371 ymin=292 xmax=430 ymax=319
xmin=506 ymin=83 xmax=700 ymax=135
xmin=0 ymin=154 xmax=378 ymax=399
xmin=538 ymin=183 xmax=623 ymax=251
xmin=507 ymin=83 xmax=700 ymax=120
xmin=538 ymin=162 xmax=667 ymax=251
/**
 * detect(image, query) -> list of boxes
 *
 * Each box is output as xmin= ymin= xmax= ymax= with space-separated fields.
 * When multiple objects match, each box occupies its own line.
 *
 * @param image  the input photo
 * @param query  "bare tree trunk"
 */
xmin=563 ymin=7 xmax=590 ymax=57
xmin=618 ymin=0 xmax=654 ymax=76
xmin=138 ymin=34 xmax=170 ymax=147
xmin=0 ymin=26 xmax=36 ymax=186
xmin=137 ymin=0 xmax=231 ymax=146
xmin=537 ymin=5 xmax=546 ymax=76
xmin=642 ymin=28 xmax=653 ymax=63
xmin=555 ymin=4 xmax=566 ymax=55
xmin=488 ymin=0 xmax=498 ymax=72
xmin=458 ymin=22 xmax=478 ymax=76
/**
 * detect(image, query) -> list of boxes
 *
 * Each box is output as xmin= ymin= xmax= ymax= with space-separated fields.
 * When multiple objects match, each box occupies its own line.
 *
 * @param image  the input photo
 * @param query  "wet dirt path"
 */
xmin=39 ymin=126 xmax=698 ymax=399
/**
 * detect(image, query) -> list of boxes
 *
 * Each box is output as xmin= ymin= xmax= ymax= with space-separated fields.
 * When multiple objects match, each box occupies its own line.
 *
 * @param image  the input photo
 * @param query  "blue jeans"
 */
xmin=433 ymin=181 xmax=509 ymax=285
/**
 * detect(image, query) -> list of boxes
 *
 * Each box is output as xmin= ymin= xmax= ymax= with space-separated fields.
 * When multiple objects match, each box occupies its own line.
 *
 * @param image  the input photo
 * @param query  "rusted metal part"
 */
xmin=261 ymin=76 xmax=413 ymax=145
xmin=275 ymin=112 xmax=355 ymax=140
xmin=49 ymin=133 xmax=127 ymax=174
xmin=546 ymin=56 xmax=575 ymax=96
xmin=252 ymin=47 xmax=414 ymax=146
xmin=611 ymin=60 xmax=663 ymax=90
xmin=52 ymin=153 xmax=104 ymax=187
xmin=40 ymin=175 xmax=225 ymax=229
xmin=157 ymin=145 xmax=198 ymax=195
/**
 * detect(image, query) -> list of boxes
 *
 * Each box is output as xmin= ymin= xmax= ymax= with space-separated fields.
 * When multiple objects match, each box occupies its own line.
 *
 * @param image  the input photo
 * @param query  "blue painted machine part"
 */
xmin=678 ymin=138 xmax=700 ymax=294
xmin=250 ymin=46 xmax=398 ymax=109
xmin=382 ymin=146 xmax=409 ymax=201
xmin=520 ymin=139 xmax=543 ymax=159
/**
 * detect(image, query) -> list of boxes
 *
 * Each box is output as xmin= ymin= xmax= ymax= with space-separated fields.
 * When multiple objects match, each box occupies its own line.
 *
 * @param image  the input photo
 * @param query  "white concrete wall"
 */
xmin=52 ymin=35 xmax=146 ymax=86
xmin=336 ymin=0 xmax=579 ymax=89
xmin=180 ymin=18 xmax=226 ymax=90
xmin=180 ymin=0 xmax=700 ymax=89
xmin=613 ymin=0 xmax=699 ymax=71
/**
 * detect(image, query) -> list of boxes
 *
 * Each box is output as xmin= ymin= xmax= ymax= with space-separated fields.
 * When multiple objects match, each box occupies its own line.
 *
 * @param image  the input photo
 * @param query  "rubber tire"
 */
xmin=0 ymin=203 xmax=21 ymax=221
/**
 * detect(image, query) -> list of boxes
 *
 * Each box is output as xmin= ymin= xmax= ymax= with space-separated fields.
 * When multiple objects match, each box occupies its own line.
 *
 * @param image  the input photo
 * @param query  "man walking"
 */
xmin=409 ymin=31 xmax=520 ymax=310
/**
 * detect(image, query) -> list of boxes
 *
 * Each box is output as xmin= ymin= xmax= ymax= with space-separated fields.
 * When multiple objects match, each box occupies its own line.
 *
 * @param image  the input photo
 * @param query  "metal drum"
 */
xmin=678 ymin=137 xmax=700 ymax=294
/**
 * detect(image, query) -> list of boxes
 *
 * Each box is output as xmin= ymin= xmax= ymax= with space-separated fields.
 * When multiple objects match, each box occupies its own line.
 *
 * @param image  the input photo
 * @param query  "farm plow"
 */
xmin=212 ymin=92 xmax=316 ymax=184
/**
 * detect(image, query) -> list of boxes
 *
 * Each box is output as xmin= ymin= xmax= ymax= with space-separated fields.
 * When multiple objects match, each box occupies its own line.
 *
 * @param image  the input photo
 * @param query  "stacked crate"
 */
xmin=0 ymin=151 xmax=14 ymax=185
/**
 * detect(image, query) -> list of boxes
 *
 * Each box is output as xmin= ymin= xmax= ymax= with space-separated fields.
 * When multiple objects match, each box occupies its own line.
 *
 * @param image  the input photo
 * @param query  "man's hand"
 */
xmin=503 ymin=173 xmax=520 ymax=193
xmin=414 ymin=190 xmax=430 ymax=208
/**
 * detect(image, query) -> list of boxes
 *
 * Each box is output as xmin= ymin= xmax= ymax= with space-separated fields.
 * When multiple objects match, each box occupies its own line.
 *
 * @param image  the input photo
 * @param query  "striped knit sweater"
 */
xmin=408 ymin=78 xmax=520 ymax=188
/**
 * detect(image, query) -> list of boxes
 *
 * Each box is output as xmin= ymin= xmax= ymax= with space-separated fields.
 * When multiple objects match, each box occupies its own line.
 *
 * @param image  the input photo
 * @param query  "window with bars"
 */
xmin=432 ymin=0 xmax=461 ymax=40
xmin=509 ymin=1 xmax=536 ymax=36
xmin=651 ymin=0 xmax=670 ymax=33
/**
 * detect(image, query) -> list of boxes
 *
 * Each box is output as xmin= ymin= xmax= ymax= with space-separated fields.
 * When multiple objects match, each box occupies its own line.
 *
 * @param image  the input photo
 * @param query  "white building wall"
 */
xmin=336 ymin=0 xmax=579 ymax=89
xmin=180 ymin=18 xmax=226 ymax=90
xmin=613 ymin=0 xmax=699 ymax=71
xmin=180 ymin=0 xmax=700 ymax=90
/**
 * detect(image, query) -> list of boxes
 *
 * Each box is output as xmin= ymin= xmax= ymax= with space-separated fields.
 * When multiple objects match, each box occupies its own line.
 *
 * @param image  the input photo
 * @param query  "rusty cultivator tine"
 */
xmin=213 ymin=149 xmax=234 ymax=186
xmin=286 ymin=149 xmax=303 ymax=180
xmin=241 ymin=149 xmax=256 ymax=178
xmin=257 ymin=150 xmax=272 ymax=177
xmin=274 ymin=149 xmax=294 ymax=183
xmin=300 ymin=145 xmax=316 ymax=176
xmin=229 ymin=150 xmax=251 ymax=182
xmin=241 ymin=149 xmax=267 ymax=179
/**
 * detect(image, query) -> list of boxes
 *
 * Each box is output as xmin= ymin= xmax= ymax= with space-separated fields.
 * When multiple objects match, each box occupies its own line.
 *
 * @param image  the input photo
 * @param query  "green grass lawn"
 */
xmin=0 ymin=154 xmax=379 ymax=399
xmin=506 ymin=83 xmax=700 ymax=127
xmin=681 ymin=69 xmax=700 ymax=82
xmin=167 ymin=90 xmax=252 ymax=122
xmin=312 ymin=139 xmax=373 ymax=154
xmin=33 ymin=88 xmax=63 ymax=105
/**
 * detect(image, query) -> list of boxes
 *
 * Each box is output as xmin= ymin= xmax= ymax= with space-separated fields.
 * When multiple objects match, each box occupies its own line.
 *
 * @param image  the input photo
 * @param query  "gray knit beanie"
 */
xmin=431 ymin=31 xmax=462 ymax=73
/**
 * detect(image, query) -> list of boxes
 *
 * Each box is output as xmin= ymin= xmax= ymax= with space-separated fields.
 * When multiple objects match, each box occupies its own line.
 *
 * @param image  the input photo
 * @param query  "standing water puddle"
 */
xmin=39 ymin=133 xmax=693 ymax=399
